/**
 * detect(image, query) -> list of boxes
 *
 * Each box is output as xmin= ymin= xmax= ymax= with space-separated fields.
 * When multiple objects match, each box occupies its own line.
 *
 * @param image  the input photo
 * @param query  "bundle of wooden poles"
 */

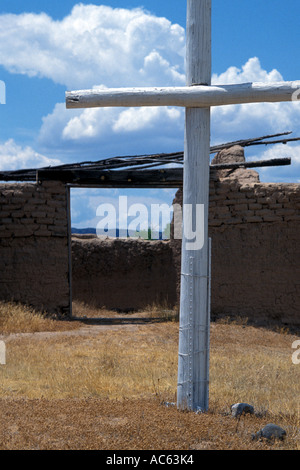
xmin=0 ymin=131 xmax=296 ymax=183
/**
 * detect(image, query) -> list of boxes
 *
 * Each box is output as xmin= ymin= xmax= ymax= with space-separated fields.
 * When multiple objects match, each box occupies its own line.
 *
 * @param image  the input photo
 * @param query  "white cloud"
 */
xmin=211 ymin=58 xmax=300 ymax=147
xmin=212 ymin=57 xmax=283 ymax=85
xmin=0 ymin=138 xmax=61 ymax=171
xmin=39 ymin=103 xmax=81 ymax=144
xmin=0 ymin=4 xmax=185 ymax=157
xmin=140 ymin=50 xmax=185 ymax=84
xmin=259 ymin=142 xmax=300 ymax=164
xmin=113 ymin=106 xmax=181 ymax=133
xmin=71 ymin=187 xmax=177 ymax=230
xmin=38 ymin=98 xmax=185 ymax=158
xmin=0 ymin=5 xmax=185 ymax=89
xmin=62 ymin=107 xmax=116 ymax=140
xmin=253 ymin=142 xmax=300 ymax=183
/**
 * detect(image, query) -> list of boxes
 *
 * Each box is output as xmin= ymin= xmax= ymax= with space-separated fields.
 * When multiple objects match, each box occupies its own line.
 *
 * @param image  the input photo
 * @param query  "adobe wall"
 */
xmin=171 ymin=146 xmax=300 ymax=326
xmin=1 ymin=145 xmax=299 ymax=327
xmin=71 ymin=236 xmax=177 ymax=311
xmin=211 ymin=181 xmax=300 ymax=325
xmin=0 ymin=181 xmax=70 ymax=315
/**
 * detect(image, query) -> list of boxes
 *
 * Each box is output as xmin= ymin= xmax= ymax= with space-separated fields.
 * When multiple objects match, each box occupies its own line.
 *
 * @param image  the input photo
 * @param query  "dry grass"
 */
xmin=72 ymin=300 xmax=120 ymax=319
xmin=0 ymin=301 xmax=80 ymax=334
xmin=72 ymin=300 xmax=179 ymax=322
xmin=0 ymin=301 xmax=299 ymax=450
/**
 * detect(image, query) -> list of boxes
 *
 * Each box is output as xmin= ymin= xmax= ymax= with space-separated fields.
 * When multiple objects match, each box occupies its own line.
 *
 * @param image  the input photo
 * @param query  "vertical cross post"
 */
xmin=177 ymin=0 xmax=211 ymax=412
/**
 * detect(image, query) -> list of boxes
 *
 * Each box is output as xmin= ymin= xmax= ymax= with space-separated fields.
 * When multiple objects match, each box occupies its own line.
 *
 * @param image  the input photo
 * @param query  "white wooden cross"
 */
xmin=66 ymin=0 xmax=300 ymax=412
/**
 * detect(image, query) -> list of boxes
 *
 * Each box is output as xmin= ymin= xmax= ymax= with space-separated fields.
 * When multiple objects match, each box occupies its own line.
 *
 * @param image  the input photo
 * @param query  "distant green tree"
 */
xmin=163 ymin=223 xmax=171 ymax=239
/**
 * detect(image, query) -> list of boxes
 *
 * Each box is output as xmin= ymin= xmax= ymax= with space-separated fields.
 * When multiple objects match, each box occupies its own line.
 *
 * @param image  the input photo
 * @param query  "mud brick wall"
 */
xmin=0 ymin=182 xmax=70 ymax=315
xmin=2 ymin=145 xmax=299 ymax=326
xmin=72 ymin=236 xmax=177 ymax=311
xmin=208 ymin=178 xmax=300 ymax=325
xmin=172 ymin=173 xmax=300 ymax=326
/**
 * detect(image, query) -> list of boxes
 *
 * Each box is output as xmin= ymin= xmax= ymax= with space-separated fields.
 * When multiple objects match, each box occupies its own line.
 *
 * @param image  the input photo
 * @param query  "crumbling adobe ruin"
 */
xmin=0 ymin=146 xmax=299 ymax=327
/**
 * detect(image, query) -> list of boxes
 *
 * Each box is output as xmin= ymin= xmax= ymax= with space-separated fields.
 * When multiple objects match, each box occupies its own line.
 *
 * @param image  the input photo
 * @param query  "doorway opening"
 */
xmin=67 ymin=185 xmax=179 ymax=323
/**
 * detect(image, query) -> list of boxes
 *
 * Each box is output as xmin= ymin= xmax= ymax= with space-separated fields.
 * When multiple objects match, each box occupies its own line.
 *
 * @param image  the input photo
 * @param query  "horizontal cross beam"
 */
xmin=66 ymin=81 xmax=300 ymax=109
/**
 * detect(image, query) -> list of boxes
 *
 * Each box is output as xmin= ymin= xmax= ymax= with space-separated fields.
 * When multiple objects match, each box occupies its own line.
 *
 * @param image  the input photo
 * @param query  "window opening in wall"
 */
xmin=69 ymin=186 xmax=179 ymax=322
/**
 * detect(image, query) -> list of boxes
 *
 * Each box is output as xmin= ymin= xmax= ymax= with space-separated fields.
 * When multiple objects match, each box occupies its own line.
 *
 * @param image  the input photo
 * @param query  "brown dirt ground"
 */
xmin=0 ymin=396 xmax=289 ymax=451
xmin=0 ymin=319 xmax=298 ymax=451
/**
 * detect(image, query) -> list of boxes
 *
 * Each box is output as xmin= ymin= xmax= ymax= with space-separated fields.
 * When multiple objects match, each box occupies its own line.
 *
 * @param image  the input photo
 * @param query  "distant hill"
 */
xmin=71 ymin=227 xmax=166 ymax=239
xmin=71 ymin=227 xmax=97 ymax=234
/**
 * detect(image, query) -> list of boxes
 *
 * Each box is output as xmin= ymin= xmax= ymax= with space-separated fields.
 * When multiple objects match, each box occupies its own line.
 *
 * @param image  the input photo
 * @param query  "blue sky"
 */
xmin=1 ymin=0 xmax=300 ymax=229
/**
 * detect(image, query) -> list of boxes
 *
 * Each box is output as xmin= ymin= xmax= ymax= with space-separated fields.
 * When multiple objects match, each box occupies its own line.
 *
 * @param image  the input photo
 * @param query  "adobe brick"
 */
xmin=208 ymin=219 xmax=223 ymax=227
xmin=249 ymin=203 xmax=262 ymax=210
xmin=255 ymin=209 xmax=274 ymax=217
xmin=11 ymin=210 xmax=25 ymax=218
xmin=0 ymin=211 xmax=10 ymax=218
xmin=262 ymin=215 xmax=283 ymax=223
xmin=269 ymin=203 xmax=283 ymax=210
xmin=32 ymin=211 xmax=47 ymax=218
xmin=12 ymin=227 xmax=34 ymax=237
xmin=33 ymin=228 xmax=52 ymax=237
xmin=276 ymin=209 xmax=295 ymax=216
xmin=224 ymin=217 xmax=244 ymax=225
xmin=215 ymin=206 xmax=230 ymax=214
xmin=233 ymin=203 xmax=248 ymax=211
xmin=245 ymin=215 xmax=263 ymax=223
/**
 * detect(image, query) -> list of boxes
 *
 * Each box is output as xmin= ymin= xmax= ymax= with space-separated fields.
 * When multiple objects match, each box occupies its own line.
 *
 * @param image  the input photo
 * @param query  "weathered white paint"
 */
xmin=177 ymin=0 xmax=211 ymax=412
xmin=66 ymin=81 xmax=300 ymax=109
